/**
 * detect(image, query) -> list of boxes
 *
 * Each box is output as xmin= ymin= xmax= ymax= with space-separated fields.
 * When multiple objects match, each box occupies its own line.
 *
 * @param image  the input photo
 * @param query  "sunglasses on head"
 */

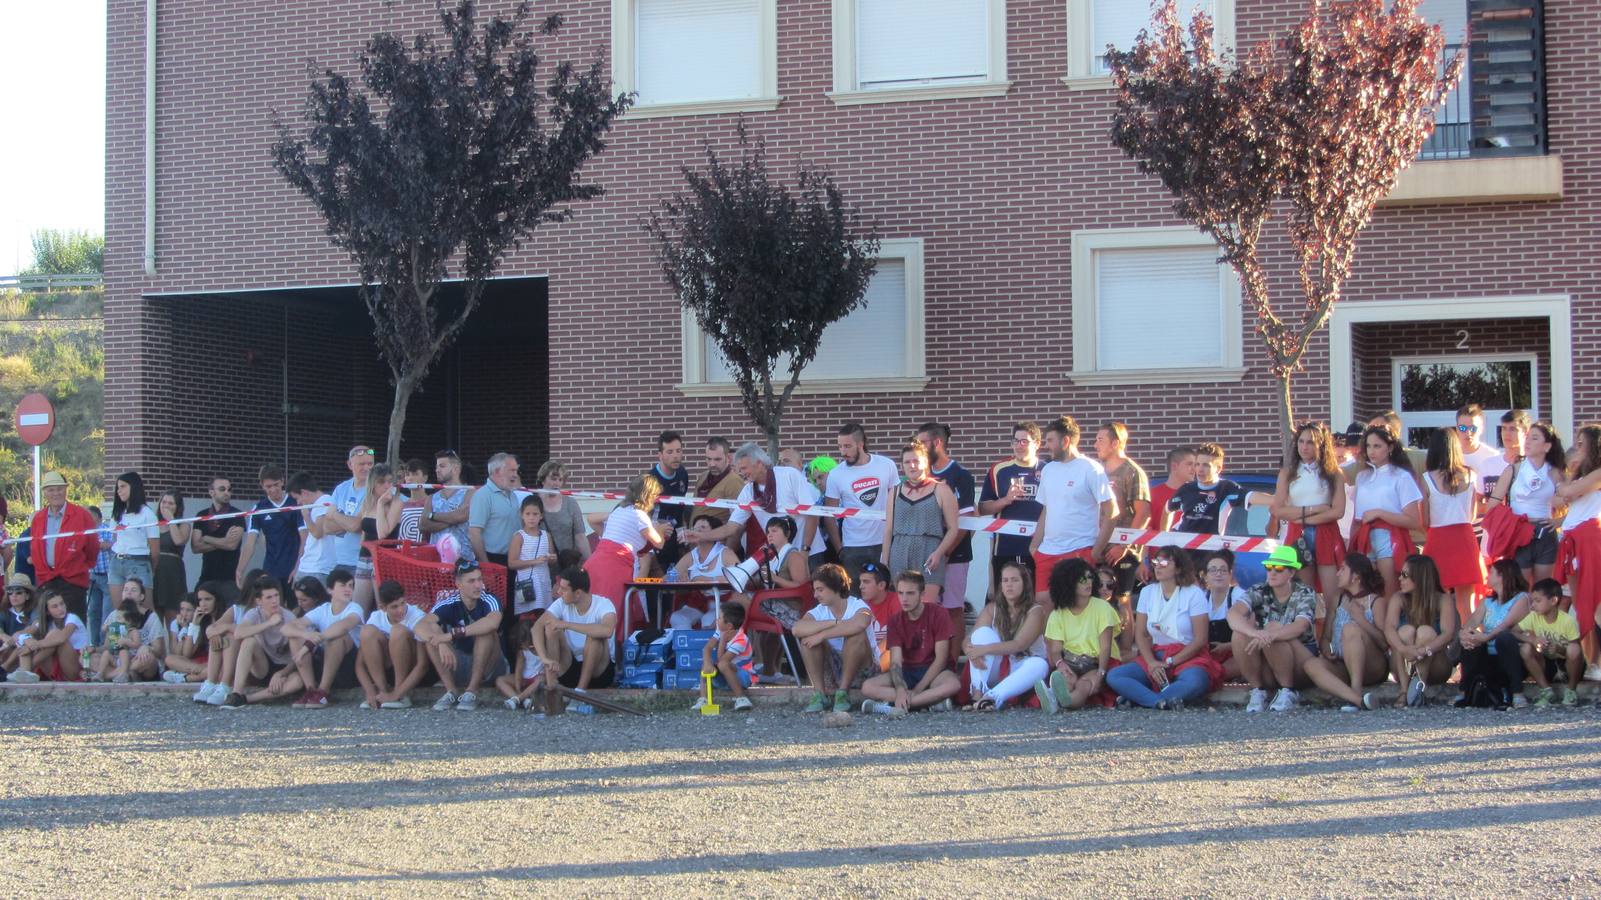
xmin=349 ymin=447 xmax=376 ymax=458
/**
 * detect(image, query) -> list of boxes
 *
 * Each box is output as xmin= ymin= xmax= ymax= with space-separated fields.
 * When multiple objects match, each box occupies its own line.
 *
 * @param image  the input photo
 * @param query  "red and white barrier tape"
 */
xmin=402 ymin=484 xmax=1280 ymax=551
xmin=0 ymin=500 xmax=334 ymax=547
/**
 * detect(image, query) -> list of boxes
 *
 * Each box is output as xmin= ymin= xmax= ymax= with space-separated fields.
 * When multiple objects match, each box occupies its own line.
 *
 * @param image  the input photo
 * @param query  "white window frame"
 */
xmin=677 ymin=237 xmax=929 ymax=396
xmin=1391 ymin=353 xmax=1540 ymax=450
xmin=1063 ymin=0 xmax=1236 ymax=91
xmin=1068 ymin=225 xmax=1245 ymax=385
xmin=611 ymin=0 xmax=781 ymax=119
xmin=828 ymin=0 xmax=1011 ymax=106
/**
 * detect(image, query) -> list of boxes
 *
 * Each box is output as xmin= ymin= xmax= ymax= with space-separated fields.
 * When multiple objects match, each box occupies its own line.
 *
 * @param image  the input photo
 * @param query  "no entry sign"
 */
xmin=15 ymin=393 xmax=54 ymax=446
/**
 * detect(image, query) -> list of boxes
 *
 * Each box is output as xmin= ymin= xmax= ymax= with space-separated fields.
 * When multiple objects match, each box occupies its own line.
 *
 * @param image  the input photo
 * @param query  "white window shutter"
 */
xmin=1092 ymin=0 xmax=1212 ymax=72
xmin=637 ymin=0 xmax=762 ymax=105
xmin=706 ymin=259 xmax=908 ymax=381
xmin=1095 ymin=247 xmax=1224 ymax=370
xmin=857 ymin=0 xmax=990 ymax=89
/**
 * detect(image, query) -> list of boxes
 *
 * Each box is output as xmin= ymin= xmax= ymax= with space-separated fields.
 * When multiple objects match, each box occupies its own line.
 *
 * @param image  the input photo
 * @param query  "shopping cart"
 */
xmin=366 ymin=540 xmax=509 ymax=612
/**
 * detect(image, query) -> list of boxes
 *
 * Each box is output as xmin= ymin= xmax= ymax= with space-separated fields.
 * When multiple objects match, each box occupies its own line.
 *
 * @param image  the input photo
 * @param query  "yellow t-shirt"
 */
xmin=1044 ymin=597 xmax=1121 ymax=659
xmin=1520 ymin=609 xmax=1579 ymax=644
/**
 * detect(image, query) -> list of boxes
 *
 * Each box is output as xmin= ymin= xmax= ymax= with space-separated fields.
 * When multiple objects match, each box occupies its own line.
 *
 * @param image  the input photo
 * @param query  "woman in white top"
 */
xmin=1555 ymin=423 xmax=1601 ymax=675
xmin=582 ymin=475 xmax=667 ymax=630
xmin=1105 ymin=546 xmax=1218 ymax=709
xmin=963 ymin=559 xmax=1048 ymax=710
xmin=1201 ymin=550 xmax=1247 ymax=681
xmin=4 ymin=591 xmax=88 ymax=683
xmin=1349 ymin=426 xmax=1424 ymax=598
xmin=508 ymin=495 xmax=558 ymax=616
xmin=667 ymin=514 xmax=737 ymax=629
xmin=1487 ymin=420 xmax=1568 ymax=587
xmin=1422 ymin=428 xmax=1485 ymax=626
xmin=1270 ymin=423 xmax=1347 ymax=630
xmin=108 ymin=471 xmax=161 ymax=615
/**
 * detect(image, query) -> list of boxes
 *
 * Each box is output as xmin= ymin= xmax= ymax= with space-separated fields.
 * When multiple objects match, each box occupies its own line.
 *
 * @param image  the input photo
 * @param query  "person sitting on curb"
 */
xmin=1517 ymin=578 xmax=1583 ymax=707
xmin=279 ymin=569 xmax=364 ymax=709
xmin=860 ymin=571 xmax=960 ymax=716
xmin=694 ymin=602 xmax=756 ymax=713
xmin=219 ymin=577 xmax=298 ymax=708
xmin=793 ymin=563 xmax=876 ymax=714
xmin=415 ymin=559 xmax=508 ymax=712
xmin=1382 ymin=554 xmax=1460 ymax=708
xmin=1037 ymin=558 xmax=1121 ymax=713
xmin=1302 ymin=554 xmax=1390 ymax=712
xmin=6 ymin=589 xmax=88 ymax=683
xmin=1230 ymin=546 xmax=1320 ymax=713
xmin=356 ymin=579 xmax=430 ymax=710
xmin=1106 ymin=547 xmax=1218 ymax=710
xmin=530 ymin=567 xmax=618 ymax=714
xmin=964 ymin=559 xmax=1048 ymax=710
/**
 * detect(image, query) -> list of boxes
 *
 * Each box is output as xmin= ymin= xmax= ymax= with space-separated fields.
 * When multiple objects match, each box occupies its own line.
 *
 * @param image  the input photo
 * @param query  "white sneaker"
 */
xmin=503 ymin=697 xmax=520 ymax=710
xmin=380 ymin=696 xmax=413 ymax=709
xmin=1033 ymin=679 xmax=1061 ymax=715
xmin=732 ymin=696 xmax=753 ymax=711
xmin=1245 ymin=688 xmax=1269 ymax=713
xmin=1512 ymin=694 xmax=1529 ymax=709
xmin=1586 ymin=664 xmax=1601 ymax=683
xmin=433 ymin=692 xmax=457 ymax=711
xmin=204 ymin=684 xmax=229 ymax=706
xmin=457 ymin=691 xmax=478 ymax=711
xmin=861 ymin=699 xmax=889 ymax=715
xmin=192 ymin=681 xmax=216 ymax=702
xmin=1269 ymin=688 xmax=1298 ymax=712
xmin=162 ymin=670 xmax=188 ymax=685
xmin=7 ymin=669 xmax=40 ymax=684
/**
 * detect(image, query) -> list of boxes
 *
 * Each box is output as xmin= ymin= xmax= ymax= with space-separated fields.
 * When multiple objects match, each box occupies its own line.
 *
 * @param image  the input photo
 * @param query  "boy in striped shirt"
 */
xmin=695 ymin=603 xmax=755 ymax=712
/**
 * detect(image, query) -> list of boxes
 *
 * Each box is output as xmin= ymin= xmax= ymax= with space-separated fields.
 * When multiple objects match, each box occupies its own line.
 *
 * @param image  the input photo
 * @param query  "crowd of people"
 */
xmin=1 ymin=405 xmax=1598 ymax=716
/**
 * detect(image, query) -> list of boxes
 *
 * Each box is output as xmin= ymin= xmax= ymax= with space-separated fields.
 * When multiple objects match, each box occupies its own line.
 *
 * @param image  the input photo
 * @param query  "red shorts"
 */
xmin=1031 ymin=548 xmax=1095 ymax=593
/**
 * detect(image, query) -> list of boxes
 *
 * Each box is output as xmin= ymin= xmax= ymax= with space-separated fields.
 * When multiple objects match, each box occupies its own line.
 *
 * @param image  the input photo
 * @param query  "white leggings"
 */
xmin=669 ymin=605 xmax=718 ymax=630
xmin=967 ymin=626 xmax=1049 ymax=706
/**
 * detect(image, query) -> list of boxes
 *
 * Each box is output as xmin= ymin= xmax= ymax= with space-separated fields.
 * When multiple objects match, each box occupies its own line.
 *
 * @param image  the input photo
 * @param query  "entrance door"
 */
xmin=1392 ymin=355 xmax=1538 ymax=450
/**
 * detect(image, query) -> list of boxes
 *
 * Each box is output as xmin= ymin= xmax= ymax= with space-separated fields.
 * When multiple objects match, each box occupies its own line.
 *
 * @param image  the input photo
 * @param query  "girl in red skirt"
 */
xmin=1271 ymin=422 xmax=1346 ymax=642
xmin=582 ymin=474 xmax=668 ymax=638
xmin=1556 ymin=423 xmax=1601 ymax=679
xmin=1422 ymin=429 xmax=1486 ymax=626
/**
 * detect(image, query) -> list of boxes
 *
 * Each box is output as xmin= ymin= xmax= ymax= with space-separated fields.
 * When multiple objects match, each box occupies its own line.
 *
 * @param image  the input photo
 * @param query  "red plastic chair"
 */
xmin=366 ymin=540 xmax=508 ymax=612
xmin=744 ymin=585 xmax=814 ymax=682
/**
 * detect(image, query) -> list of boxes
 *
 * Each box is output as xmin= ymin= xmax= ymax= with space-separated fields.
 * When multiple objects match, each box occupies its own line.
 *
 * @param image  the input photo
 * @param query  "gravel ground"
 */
xmin=4 ymin=697 xmax=1600 ymax=897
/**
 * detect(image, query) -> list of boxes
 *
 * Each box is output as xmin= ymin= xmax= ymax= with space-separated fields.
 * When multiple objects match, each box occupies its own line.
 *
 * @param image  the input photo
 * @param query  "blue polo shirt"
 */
xmin=432 ymin=590 xmax=502 ymax=642
xmin=247 ymin=495 xmax=303 ymax=582
xmin=330 ymin=478 xmax=367 ymax=568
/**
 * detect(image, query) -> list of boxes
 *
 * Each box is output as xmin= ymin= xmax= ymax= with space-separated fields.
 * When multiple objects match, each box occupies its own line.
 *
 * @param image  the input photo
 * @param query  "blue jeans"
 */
xmin=1107 ymin=661 xmax=1210 ymax=708
xmin=86 ymin=572 xmax=110 ymax=647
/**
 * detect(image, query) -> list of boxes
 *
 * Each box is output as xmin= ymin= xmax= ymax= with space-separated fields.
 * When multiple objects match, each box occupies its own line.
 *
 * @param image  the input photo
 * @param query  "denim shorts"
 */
xmin=1364 ymin=528 xmax=1395 ymax=561
xmin=107 ymin=555 xmax=154 ymax=591
xmin=712 ymin=668 xmax=754 ymax=689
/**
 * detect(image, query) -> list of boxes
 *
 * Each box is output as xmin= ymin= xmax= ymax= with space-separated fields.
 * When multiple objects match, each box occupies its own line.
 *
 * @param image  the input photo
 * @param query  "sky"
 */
xmin=0 ymin=1 xmax=106 ymax=275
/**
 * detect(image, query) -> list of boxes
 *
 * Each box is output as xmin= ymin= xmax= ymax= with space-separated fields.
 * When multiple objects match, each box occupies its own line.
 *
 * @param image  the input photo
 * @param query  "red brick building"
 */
xmin=105 ymin=0 xmax=1593 ymax=494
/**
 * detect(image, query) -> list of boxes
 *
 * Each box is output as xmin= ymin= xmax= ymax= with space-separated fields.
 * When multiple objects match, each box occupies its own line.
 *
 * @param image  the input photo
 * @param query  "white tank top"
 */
xmin=1562 ymin=489 xmax=1601 ymax=530
xmin=1509 ymin=461 xmax=1556 ymax=521
xmin=1288 ymin=464 xmax=1333 ymax=507
xmin=515 ymin=528 xmax=548 ymax=586
xmin=1425 ymin=471 xmax=1475 ymax=527
xmin=687 ymin=544 xmax=723 ymax=580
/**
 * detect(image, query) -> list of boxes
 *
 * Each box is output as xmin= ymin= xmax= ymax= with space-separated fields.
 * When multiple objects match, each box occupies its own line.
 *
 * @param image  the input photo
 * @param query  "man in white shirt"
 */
xmin=706 ymin=443 xmax=825 ymax=563
xmin=532 ymin=567 xmax=618 ymax=704
xmin=1456 ymin=403 xmax=1505 ymax=486
xmin=287 ymin=472 xmax=336 ymax=583
xmin=823 ymin=422 xmax=900 ymax=582
xmin=1028 ymin=416 xmax=1117 ymax=606
xmin=280 ymin=569 xmax=363 ymax=708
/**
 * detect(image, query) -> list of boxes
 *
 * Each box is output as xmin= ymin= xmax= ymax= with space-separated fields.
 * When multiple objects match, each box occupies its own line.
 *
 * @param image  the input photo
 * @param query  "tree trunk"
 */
xmin=1277 ymin=370 xmax=1295 ymax=444
xmin=385 ymin=370 xmax=423 ymax=465
xmin=764 ymin=423 xmax=781 ymax=462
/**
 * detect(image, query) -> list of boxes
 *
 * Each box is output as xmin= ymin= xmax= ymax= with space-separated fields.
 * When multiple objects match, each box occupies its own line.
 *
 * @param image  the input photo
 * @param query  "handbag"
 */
xmin=1290 ymin=508 xmax=1314 ymax=568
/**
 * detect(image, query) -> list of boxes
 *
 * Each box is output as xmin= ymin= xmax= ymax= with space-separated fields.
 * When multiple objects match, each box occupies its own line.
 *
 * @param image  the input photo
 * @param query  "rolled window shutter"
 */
xmin=706 ymin=259 xmax=908 ymax=381
xmin=857 ymin=0 xmax=990 ymax=89
xmin=1467 ymin=0 xmax=1546 ymax=157
xmin=1092 ymin=0 xmax=1212 ymax=73
xmin=636 ymin=0 xmax=762 ymax=105
xmin=1095 ymin=247 xmax=1223 ymax=371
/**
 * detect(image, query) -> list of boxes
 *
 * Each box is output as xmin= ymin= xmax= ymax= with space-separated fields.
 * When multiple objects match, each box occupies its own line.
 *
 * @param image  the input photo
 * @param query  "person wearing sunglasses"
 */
xmin=1382 ymin=554 xmax=1460 ymax=708
xmin=1486 ymin=421 xmax=1568 ymax=590
xmin=1230 ymin=546 xmax=1319 ymax=713
xmin=1200 ymin=550 xmax=1246 ymax=682
xmin=1105 ymin=546 xmax=1218 ymax=710
xmin=1454 ymin=404 xmax=1504 ymax=484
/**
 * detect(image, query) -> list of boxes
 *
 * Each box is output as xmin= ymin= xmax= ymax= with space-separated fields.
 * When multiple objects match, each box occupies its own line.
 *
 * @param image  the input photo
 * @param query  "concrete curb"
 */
xmin=2 ymin=679 xmax=1595 ymax=711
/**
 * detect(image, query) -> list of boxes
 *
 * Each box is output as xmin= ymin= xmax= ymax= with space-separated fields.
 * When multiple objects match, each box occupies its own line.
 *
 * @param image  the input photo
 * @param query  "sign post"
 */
xmin=15 ymin=393 xmax=55 ymax=509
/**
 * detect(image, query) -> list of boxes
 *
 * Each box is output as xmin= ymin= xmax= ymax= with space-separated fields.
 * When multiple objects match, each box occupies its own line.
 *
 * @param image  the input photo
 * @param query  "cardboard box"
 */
xmin=672 ymin=629 xmax=718 ymax=651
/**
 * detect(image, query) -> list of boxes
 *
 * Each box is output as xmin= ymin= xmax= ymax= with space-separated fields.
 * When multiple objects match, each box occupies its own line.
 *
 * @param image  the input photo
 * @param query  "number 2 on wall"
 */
xmin=1455 ymin=329 xmax=1469 ymax=350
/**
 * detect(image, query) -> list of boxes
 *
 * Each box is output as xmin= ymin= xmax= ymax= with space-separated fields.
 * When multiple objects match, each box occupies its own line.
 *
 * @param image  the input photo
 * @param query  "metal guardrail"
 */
xmin=0 ymin=274 xmax=103 ymax=291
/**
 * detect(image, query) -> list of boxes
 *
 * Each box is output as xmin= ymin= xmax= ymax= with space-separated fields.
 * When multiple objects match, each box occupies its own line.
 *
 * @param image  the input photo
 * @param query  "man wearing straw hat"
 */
xmin=28 ymin=471 xmax=98 ymax=619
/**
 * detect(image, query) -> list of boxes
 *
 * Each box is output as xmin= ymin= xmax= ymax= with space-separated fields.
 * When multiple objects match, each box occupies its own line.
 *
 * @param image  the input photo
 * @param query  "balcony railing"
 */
xmin=1420 ymin=44 xmax=1470 ymax=161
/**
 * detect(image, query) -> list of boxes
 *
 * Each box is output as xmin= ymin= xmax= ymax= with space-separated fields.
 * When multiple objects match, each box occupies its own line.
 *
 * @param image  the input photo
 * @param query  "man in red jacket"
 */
xmin=30 ymin=471 xmax=99 ymax=619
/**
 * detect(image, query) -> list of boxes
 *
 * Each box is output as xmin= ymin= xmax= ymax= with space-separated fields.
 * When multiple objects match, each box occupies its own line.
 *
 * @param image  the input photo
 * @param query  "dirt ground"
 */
xmin=4 ymin=697 xmax=1599 ymax=897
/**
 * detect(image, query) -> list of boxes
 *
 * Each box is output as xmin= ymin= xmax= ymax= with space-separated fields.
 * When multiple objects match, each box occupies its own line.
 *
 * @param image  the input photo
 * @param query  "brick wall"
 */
xmin=103 ymin=0 xmax=1601 ymax=496
xmin=1352 ymin=316 xmax=1552 ymax=426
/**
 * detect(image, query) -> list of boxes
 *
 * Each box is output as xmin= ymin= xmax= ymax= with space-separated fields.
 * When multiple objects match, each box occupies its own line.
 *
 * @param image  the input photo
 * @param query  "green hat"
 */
xmin=1264 ymin=545 xmax=1303 ymax=570
xmin=805 ymin=456 xmax=838 ymax=480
